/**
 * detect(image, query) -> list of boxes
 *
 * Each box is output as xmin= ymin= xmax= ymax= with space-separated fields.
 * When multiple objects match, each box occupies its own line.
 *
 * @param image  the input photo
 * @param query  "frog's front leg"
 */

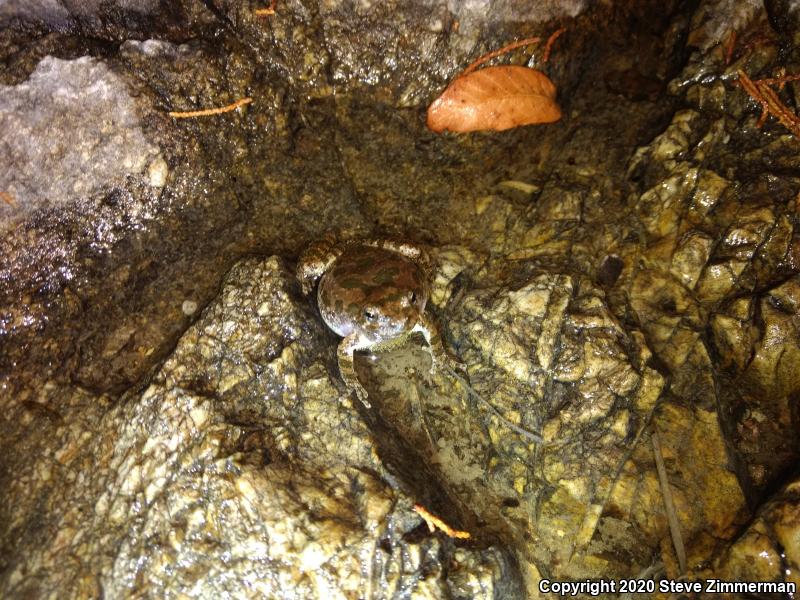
xmin=296 ymin=240 xmax=343 ymax=296
xmin=337 ymin=333 xmax=373 ymax=408
xmin=413 ymin=312 xmax=465 ymax=374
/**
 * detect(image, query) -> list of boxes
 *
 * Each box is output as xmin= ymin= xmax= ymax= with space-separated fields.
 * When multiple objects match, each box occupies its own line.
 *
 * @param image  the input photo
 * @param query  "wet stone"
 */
xmin=3 ymin=0 xmax=800 ymax=596
xmin=441 ymin=270 xmax=664 ymax=578
xmin=707 ymin=476 xmax=800 ymax=595
xmin=0 ymin=55 xmax=160 ymax=221
xmin=1 ymin=257 xmax=514 ymax=598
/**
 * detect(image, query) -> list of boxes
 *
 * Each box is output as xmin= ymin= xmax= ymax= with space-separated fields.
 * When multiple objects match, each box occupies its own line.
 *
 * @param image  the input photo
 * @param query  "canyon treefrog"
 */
xmin=297 ymin=237 xmax=459 ymax=406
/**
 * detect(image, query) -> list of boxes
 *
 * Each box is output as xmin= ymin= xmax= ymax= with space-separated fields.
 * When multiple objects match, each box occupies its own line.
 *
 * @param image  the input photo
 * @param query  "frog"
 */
xmin=297 ymin=236 xmax=461 ymax=407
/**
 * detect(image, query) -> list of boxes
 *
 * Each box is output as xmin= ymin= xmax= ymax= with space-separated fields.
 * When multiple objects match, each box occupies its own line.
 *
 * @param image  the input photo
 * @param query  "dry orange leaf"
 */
xmin=426 ymin=65 xmax=561 ymax=133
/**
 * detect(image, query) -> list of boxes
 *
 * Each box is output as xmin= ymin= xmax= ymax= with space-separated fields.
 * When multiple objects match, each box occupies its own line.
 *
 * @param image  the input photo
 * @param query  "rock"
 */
xmin=411 ymin=265 xmax=665 ymax=584
xmin=707 ymin=477 xmax=800 ymax=595
xmin=0 ymin=0 xmax=211 ymax=41
xmin=1 ymin=257 xmax=516 ymax=597
xmin=686 ymin=0 xmax=764 ymax=50
xmin=0 ymin=43 xmax=255 ymax=396
xmin=0 ymin=56 xmax=159 ymax=223
xmin=2 ymin=0 xmax=800 ymax=595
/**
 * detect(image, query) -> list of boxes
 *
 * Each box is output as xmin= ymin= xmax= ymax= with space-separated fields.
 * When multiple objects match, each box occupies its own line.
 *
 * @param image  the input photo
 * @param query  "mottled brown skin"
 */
xmin=297 ymin=237 xmax=458 ymax=406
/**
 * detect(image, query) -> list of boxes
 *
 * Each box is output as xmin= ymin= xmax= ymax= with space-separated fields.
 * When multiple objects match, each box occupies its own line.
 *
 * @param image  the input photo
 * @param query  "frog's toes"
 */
xmin=300 ymin=279 xmax=315 ymax=296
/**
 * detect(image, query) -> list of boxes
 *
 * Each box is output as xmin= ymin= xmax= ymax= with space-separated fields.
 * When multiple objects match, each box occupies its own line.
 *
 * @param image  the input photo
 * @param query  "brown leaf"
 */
xmin=426 ymin=66 xmax=561 ymax=133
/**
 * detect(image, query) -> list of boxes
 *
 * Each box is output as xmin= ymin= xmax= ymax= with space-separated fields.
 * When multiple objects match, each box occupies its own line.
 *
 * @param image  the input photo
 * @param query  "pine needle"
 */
xmin=724 ymin=30 xmax=737 ymax=65
xmin=413 ymin=504 xmax=471 ymax=539
xmin=446 ymin=366 xmax=544 ymax=444
xmin=0 ymin=191 xmax=16 ymax=207
xmin=738 ymin=70 xmax=800 ymax=137
xmin=168 ymin=97 xmax=252 ymax=119
xmin=543 ymin=27 xmax=566 ymax=64
xmin=462 ymin=36 xmax=541 ymax=76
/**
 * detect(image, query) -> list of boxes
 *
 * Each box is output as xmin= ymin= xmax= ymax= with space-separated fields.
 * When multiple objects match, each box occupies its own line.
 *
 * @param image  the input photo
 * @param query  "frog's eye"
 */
xmin=363 ymin=308 xmax=378 ymax=321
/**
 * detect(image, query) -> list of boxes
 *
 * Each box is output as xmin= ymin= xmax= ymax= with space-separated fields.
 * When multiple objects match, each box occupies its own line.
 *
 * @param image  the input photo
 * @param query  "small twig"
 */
xmin=542 ymin=27 xmax=566 ymax=64
xmin=413 ymin=504 xmax=471 ymax=539
xmin=738 ymin=70 xmax=800 ymax=137
xmin=168 ymin=97 xmax=252 ymax=119
xmin=752 ymin=72 xmax=800 ymax=88
xmin=758 ymin=84 xmax=800 ymax=136
xmin=0 ymin=191 xmax=16 ymax=207
xmin=732 ymin=71 xmax=800 ymax=89
xmin=723 ymin=30 xmax=737 ymax=65
xmin=737 ymin=70 xmax=770 ymax=126
xmin=255 ymin=0 xmax=276 ymax=16
xmin=462 ymin=36 xmax=541 ymax=76
xmin=737 ymin=70 xmax=764 ymax=101
xmin=652 ymin=428 xmax=687 ymax=574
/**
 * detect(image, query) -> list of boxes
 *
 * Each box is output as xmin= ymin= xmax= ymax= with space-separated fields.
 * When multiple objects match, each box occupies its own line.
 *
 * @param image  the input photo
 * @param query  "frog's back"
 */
xmin=317 ymin=244 xmax=428 ymax=339
xmin=331 ymin=245 xmax=423 ymax=291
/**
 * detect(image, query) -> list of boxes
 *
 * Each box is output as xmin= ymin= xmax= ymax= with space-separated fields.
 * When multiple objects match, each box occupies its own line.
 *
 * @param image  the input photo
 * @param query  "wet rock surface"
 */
xmin=2 ymin=257 xmax=519 ymax=598
xmin=0 ymin=55 xmax=161 ymax=212
xmin=710 ymin=476 xmax=800 ymax=595
xmin=1 ymin=0 xmax=799 ymax=597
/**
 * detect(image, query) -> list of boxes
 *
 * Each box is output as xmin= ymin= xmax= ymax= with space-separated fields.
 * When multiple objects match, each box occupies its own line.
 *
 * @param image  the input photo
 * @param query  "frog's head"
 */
xmin=357 ymin=285 xmax=427 ymax=342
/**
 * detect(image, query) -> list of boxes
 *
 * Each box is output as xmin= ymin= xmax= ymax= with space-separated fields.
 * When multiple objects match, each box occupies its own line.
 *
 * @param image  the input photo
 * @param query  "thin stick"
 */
xmin=543 ymin=27 xmax=566 ymax=64
xmin=462 ymin=36 xmax=541 ymax=76
xmin=168 ymin=97 xmax=252 ymax=119
xmin=255 ymin=0 xmax=276 ymax=16
xmin=413 ymin=504 xmax=471 ymax=539
xmin=738 ymin=70 xmax=769 ymax=125
xmin=652 ymin=428 xmax=687 ymax=574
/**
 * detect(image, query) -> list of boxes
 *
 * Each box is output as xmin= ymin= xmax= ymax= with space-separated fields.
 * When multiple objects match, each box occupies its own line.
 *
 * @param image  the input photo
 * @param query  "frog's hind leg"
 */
xmin=363 ymin=238 xmax=435 ymax=285
xmin=337 ymin=334 xmax=373 ymax=408
xmin=296 ymin=236 xmax=343 ymax=295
